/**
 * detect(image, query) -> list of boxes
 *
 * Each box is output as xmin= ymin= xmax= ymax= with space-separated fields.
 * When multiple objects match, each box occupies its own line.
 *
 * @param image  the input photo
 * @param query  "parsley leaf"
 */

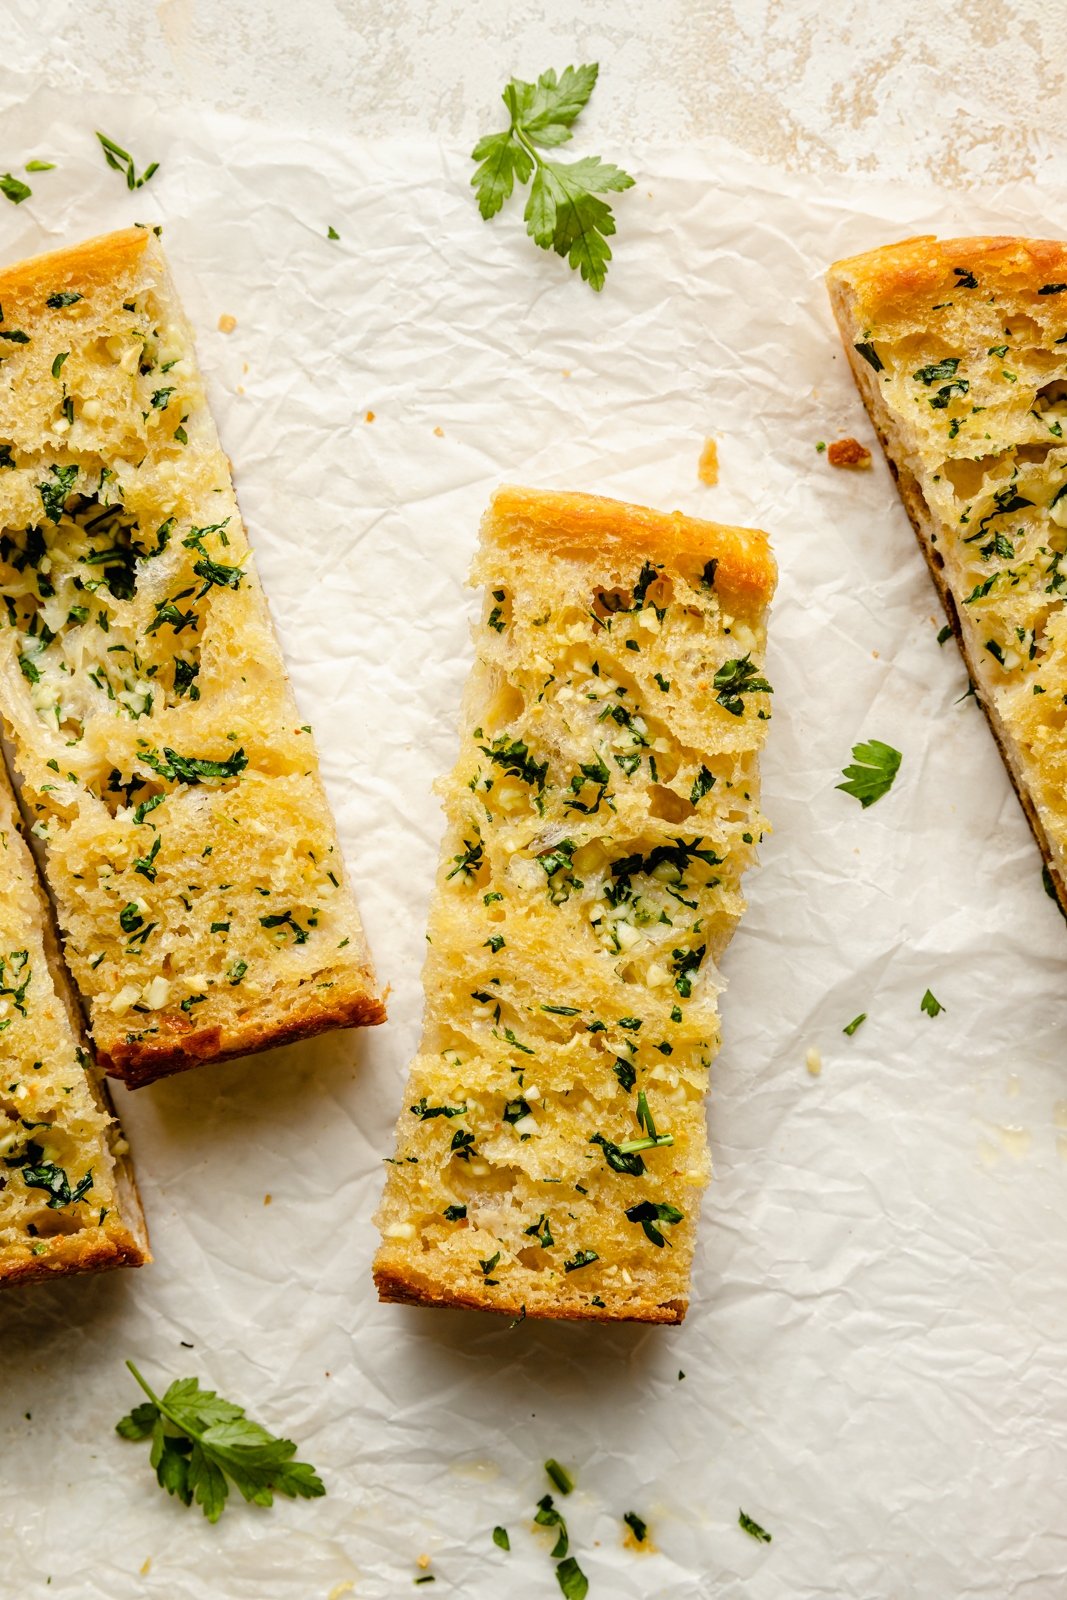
xmin=470 ymin=64 xmax=634 ymax=290
xmin=492 ymin=1526 xmax=510 ymax=1551
xmin=96 ymin=131 xmax=159 ymax=190
xmin=116 ymin=1360 xmax=325 ymax=1523
xmin=624 ymin=1199 xmax=684 ymax=1247
xmin=836 ymin=739 xmax=902 ymax=808
xmin=623 ymin=1511 xmax=648 ymax=1542
xmin=713 ymin=654 xmax=772 ymax=716
xmin=739 ymin=1509 xmax=772 ymax=1543
xmin=842 ymin=1013 xmax=867 ymax=1036
xmin=555 ymin=1557 xmax=589 ymax=1599
xmin=920 ymin=988 xmax=944 ymax=1018
xmin=0 ymin=173 xmax=31 ymax=205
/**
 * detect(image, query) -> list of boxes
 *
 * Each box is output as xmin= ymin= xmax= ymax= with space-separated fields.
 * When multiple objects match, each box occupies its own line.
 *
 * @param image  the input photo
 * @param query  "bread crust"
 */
xmin=487 ymin=485 xmax=776 ymax=608
xmin=827 ymin=238 xmax=1067 ymax=917
xmin=830 ymin=234 xmax=1067 ymax=321
xmin=0 ymin=225 xmax=151 ymax=304
xmin=373 ymin=1261 xmax=685 ymax=1324
xmin=103 ymin=987 xmax=387 ymax=1087
xmin=1 ymin=1225 xmax=147 ymax=1288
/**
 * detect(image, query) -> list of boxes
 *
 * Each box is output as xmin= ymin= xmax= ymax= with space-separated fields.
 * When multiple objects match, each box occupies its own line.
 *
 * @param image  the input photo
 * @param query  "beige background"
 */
xmin=9 ymin=0 xmax=1064 ymax=188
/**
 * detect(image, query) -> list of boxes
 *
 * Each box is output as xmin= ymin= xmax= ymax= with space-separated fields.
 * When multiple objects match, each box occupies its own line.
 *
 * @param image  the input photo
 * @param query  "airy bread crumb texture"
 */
xmin=828 ymin=236 xmax=1067 ymax=909
xmin=374 ymin=486 xmax=775 ymax=1324
xmin=0 ymin=228 xmax=384 ymax=1086
xmin=0 ymin=766 xmax=147 ymax=1286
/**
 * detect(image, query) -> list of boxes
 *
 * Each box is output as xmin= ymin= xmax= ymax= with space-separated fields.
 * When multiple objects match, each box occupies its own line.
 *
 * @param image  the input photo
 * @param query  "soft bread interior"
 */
xmin=374 ymin=487 xmax=775 ymax=1324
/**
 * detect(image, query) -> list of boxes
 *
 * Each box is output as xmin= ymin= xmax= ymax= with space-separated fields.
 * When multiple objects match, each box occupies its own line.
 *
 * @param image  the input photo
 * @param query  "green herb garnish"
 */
xmin=115 ymin=1360 xmax=324 ymax=1523
xmin=471 ymin=63 xmax=634 ymax=291
xmin=739 ymin=1509 xmax=772 ymax=1543
xmin=920 ymin=988 xmax=944 ymax=1018
xmin=96 ymin=132 xmax=159 ymax=190
xmin=836 ymin=739 xmax=901 ymax=808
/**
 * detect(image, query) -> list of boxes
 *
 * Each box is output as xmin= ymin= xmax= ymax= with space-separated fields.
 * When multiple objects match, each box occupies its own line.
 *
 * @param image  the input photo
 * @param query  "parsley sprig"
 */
xmin=116 ymin=1360 xmax=325 ymax=1523
xmin=471 ymin=64 xmax=634 ymax=290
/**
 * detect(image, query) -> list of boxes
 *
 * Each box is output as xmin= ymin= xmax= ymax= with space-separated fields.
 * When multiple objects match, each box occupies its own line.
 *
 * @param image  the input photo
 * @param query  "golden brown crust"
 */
xmin=105 ymin=987 xmax=388 ymax=1087
xmin=829 ymin=234 xmax=1067 ymax=322
xmin=373 ymin=1262 xmax=685 ymax=1324
xmin=487 ymin=485 xmax=776 ymax=609
xmin=1 ymin=1227 xmax=146 ymax=1287
xmin=0 ymin=226 xmax=150 ymax=306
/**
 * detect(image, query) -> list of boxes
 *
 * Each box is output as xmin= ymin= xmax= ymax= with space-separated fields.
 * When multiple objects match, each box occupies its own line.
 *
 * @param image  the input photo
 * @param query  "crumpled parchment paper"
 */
xmin=1 ymin=84 xmax=1066 ymax=1600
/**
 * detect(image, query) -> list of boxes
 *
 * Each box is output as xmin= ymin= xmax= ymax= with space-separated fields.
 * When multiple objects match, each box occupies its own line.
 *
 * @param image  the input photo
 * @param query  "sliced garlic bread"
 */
xmin=374 ymin=487 xmax=775 ymax=1324
xmin=0 ymin=764 xmax=147 ymax=1286
xmin=0 ymin=228 xmax=384 ymax=1087
xmin=828 ymin=235 xmax=1067 ymax=911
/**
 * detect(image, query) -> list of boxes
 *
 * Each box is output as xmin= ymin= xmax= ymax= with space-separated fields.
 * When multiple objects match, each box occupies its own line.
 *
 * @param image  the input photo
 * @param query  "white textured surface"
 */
xmin=5 ymin=0 xmax=1065 ymax=185
xmin=0 ymin=11 xmax=1065 ymax=1600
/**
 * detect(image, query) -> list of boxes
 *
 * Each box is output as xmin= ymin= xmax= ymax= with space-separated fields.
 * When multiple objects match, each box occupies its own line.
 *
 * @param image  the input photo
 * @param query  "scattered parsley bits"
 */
xmin=115 ymin=1360 xmax=325 ymax=1523
xmin=327 ymin=226 xmax=340 ymax=240
xmin=689 ymin=764 xmax=715 ymax=805
xmin=563 ymin=1249 xmax=598 ymax=1272
xmin=46 ymin=290 xmax=81 ymax=308
xmin=836 ymin=739 xmax=902 ymax=808
xmin=96 ymin=131 xmax=159 ymax=190
xmin=470 ymin=63 xmax=634 ymax=291
xmin=555 ymin=1556 xmax=589 ymax=1599
xmin=0 ymin=173 xmax=31 ymax=205
xmin=713 ymin=654 xmax=772 ymax=716
xmin=853 ymin=340 xmax=883 ymax=372
xmin=545 ymin=1459 xmax=574 ymax=1495
xmin=492 ymin=1526 xmax=510 ymax=1551
xmin=842 ymin=1013 xmax=867 ymax=1036
xmin=623 ymin=1511 xmax=648 ymax=1543
xmin=936 ymin=624 xmax=953 ymax=645
xmin=26 ymin=160 xmax=55 ymax=173
xmin=739 ymin=1509 xmax=772 ymax=1543
xmin=920 ymin=988 xmax=944 ymax=1018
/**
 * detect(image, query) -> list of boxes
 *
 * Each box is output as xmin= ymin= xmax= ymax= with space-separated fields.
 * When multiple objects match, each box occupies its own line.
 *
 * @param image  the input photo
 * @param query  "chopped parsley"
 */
xmin=623 ymin=1511 xmax=647 ymax=1542
xmin=739 ymin=1509 xmax=772 ymax=1543
xmin=624 ymin=1199 xmax=684 ymax=1247
xmin=853 ymin=340 xmax=883 ymax=372
xmin=713 ymin=654 xmax=772 ymax=716
xmin=563 ymin=1249 xmax=598 ymax=1272
xmin=842 ymin=1013 xmax=866 ymax=1036
xmin=95 ymin=131 xmax=159 ymax=190
xmin=836 ymin=739 xmax=901 ymax=808
xmin=492 ymin=1526 xmax=510 ymax=1551
xmin=46 ymin=291 xmax=82 ymax=308
xmin=920 ymin=988 xmax=944 ymax=1018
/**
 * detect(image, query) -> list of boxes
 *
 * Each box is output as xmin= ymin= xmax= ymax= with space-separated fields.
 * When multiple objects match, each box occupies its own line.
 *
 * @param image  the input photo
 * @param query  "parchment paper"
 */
xmin=1 ymin=85 xmax=1066 ymax=1600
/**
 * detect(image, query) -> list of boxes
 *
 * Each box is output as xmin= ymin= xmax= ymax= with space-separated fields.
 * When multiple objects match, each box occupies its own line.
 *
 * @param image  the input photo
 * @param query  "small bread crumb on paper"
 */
xmin=433 ymin=426 xmax=444 ymax=437
xmin=327 ymin=1583 xmax=355 ymax=1600
xmin=416 ymin=1554 xmax=431 ymax=1571
xmin=139 ymin=1558 xmax=152 ymax=1576
xmin=805 ymin=1047 xmax=823 ymax=1077
xmin=827 ymin=437 xmax=872 ymax=469
xmin=698 ymin=437 xmax=719 ymax=485
xmin=364 ymin=410 xmax=375 ymax=423
xmin=217 ymin=313 xmax=237 ymax=334
xmin=263 ymin=1193 xmax=272 ymax=1206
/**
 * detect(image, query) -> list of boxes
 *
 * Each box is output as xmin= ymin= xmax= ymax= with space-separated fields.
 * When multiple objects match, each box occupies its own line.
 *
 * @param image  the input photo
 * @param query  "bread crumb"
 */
xmin=217 ymin=314 xmax=237 ymax=334
xmin=364 ymin=410 xmax=375 ymax=423
xmin=264 ymin=1193 xmax=272 ymax=1205
xmin=561 ymin=369 xmax=571 ymax=378
xmin=416 ymin=1555 xmax=431 ymax=1571
xmin=140 ymin=1558 xmax=152 ymax=1576
xmin=827 ymin=437 xmax=872 ymax=469
xmin=327 ymin=1584 xmax=355 ymax=1600
xmin=698 ymin=437 xmax=719 ymax=485
xmin=805 ymin=1047 xmax=822 ymax=1077
xmin=433 ymin=426 xmax=444 ymax=437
